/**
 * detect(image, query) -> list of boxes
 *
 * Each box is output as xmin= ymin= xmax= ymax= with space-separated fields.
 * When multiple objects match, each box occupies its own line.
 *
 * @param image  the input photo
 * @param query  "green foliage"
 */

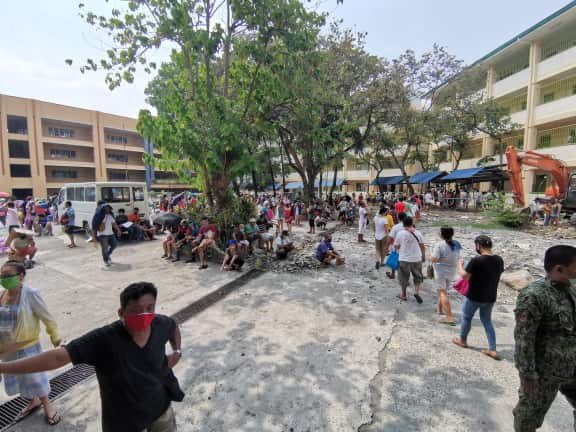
xmin=487 ymin=196 xmax=527 ymax=228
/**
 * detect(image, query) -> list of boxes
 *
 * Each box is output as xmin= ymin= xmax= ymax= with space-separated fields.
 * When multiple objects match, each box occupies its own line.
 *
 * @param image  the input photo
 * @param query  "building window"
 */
xmin=51 ymin=169 xmax=78 ymax=179
xmin=106 ymin=134 xmax=128 ymax=144
xmin=10 ymin=164 xmax=32 ymax=177
xmin=532 ymin=174 xmax=548 ymax=193
xmin=8 ymin=140 xmax=30 ymax=158
xmin=48 ymin=127 xmax=75 ymax=138
xmin=521 ymin=100 xmax=527 ymax=111
xmin=538 ymin=134 xmax=551 ymax=148
xmin=7 ymin=116 xmax=27 ymax=134
xmin=107 ymin=152 xmax=129 ymax=163
xmin=542 ymin=93 xmax=555 ymax=104
xmin=108 ymin=170 xmax=128 ymax=180
xmin=49 ymin=149 xmax=76 ymax=159
xmin=355 ymin=183 xmax=367 ymax=192
xmin=569 ymin=129 xmax=576 ymax=144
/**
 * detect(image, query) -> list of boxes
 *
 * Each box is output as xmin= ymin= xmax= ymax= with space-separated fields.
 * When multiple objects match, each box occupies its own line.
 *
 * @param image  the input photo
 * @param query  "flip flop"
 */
xmin=386 ymin=272 xmax=395 ymax=279
xmin=396 ymin=294 xmax=407 ymax=301
xmin=482 ymin=350 xmax=502 ymax=361
xmin=452 ymin=337 xmax=469 ymax=349
xmin=16 ymin=401 xmax=41 ymax=422
xmin=439 ymin=318 xmax=456 ymax=326
xmin=45 ymin=412 xmax=61 ymax=426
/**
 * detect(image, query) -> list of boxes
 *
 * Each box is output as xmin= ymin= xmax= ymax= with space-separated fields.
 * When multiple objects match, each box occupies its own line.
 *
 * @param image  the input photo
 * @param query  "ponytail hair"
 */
xmin=440 ymin=227 xmax=458 ymax=251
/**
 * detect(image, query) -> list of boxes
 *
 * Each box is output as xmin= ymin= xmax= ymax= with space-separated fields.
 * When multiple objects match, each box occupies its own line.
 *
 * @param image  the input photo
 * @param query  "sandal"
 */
xmin=452 ymin=337 xmax=469 ymax=348
xmin=386 ymin=272 xmax=395 ymax=279
xmin=396 ymin=294 xmax=407 ymax=302
xmin=481 ymin=349 xmax=502 ymax=361
xmin=16 ymin=401 xmax=41 ymax=421
xmin=439 ymin=318 xmax=456 ymax=326
xmin=45 ymin=412 xmax=61 ymax=426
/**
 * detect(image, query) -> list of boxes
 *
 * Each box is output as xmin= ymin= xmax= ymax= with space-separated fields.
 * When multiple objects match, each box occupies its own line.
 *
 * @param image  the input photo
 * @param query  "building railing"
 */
xmin=538 ymin=75 xmax=576 ymax=105
xmin=541 ymin=37 xmax=576 ymax=61
xmin=497 ymin=93 xmax=528 ymax=113
xmin=537 ymin=124 xmax=576 ymax=149
xmin=495 ymin=60 xmax=530 ymax=82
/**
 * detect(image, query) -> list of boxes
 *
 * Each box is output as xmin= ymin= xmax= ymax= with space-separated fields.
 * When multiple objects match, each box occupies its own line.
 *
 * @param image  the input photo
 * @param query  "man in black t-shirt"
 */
xmin=0 ymin=282 xmax=184 ymax=432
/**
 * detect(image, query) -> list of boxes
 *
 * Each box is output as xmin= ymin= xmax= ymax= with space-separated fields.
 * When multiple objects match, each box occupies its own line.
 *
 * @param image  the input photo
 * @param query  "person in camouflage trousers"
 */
xmin=513 ymin=245 xmax=576 ymax=431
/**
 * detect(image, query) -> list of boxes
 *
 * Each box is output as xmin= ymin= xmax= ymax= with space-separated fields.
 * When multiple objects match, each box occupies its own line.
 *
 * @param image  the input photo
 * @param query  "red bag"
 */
xmin=454 ymin=278 xmax=469 ymax=296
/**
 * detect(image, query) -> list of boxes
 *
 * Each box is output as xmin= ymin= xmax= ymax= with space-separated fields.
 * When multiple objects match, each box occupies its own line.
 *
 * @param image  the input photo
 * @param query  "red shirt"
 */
xmin=128 ymin=213 xmax=140 ymax=223
xmin=199 ymin=224 xmax=218 ymax=239
xmin=394 ymin=202 xmax=406 ymax=214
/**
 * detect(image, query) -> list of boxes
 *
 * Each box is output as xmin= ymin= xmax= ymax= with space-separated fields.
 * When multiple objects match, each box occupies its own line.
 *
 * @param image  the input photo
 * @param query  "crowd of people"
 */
xmin=0 ymin=188 xmax=575 ymax=431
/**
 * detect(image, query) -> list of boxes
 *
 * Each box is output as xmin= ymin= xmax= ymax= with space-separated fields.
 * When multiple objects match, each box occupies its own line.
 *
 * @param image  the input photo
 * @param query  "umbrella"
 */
xmin=0 ymin=192 xmax=10 ymax=199
xmin=153 ymin=212 xmax=182 ymax=228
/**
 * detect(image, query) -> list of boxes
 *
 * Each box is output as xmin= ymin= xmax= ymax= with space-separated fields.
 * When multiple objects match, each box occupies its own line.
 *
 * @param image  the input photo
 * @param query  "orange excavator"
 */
xmin=505 ymin=145 xmax=576 ymax=211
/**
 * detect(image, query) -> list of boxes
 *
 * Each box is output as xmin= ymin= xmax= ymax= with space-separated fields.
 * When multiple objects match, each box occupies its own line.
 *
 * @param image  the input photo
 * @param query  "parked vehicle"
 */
xmin=57 ymin=182 xmax=150 ymax=231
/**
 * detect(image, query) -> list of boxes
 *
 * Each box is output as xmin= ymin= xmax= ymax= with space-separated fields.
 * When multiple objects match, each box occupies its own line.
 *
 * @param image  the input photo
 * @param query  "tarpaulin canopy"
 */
xmin=408 ymin=171 xmax=446 ymax=184
xmin=265 ymin=183 xmax=282 ymax=190
xmin=371 ymin=176 xmax=407 ymax=186
xmin=285 ymin=182 xmax=303 ymax=190
xmin=436 ymin=167 xmax=484 ymax=182
xmin=315 ymin=178 xmax=344 ymax=187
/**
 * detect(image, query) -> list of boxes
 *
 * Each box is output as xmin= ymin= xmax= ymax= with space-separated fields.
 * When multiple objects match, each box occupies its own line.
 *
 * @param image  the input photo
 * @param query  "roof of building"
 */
xmin=471 ymin=1 xmax=576 ymax=67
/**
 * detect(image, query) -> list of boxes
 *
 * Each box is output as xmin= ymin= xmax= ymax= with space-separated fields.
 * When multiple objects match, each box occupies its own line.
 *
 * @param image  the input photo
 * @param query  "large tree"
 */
xmin=74 ymin=0 xmax=324 ymax=209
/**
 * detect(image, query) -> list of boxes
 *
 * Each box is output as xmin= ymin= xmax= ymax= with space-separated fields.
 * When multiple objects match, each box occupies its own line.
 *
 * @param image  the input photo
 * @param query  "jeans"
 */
xmin=98 ymin=235 xmax=117 ymax=263
xmin=459 ymin=297 xmax=496 ymax=351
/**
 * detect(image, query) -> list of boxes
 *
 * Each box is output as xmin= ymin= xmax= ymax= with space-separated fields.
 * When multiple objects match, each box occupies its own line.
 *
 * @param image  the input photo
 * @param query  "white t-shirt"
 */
xmin=359 ymin=207 xmax=368 ymax=225
xmin=98 ymin=214 xmax=115 ymax=236
xmin=394 ymin=229 xmax=424 ymax=263
xmin=275 ymin=236 xmax=291 ymax=251
xmin=6 ymin=208 xmax=19 ymax=226
xmin=389 ymin=222 xmax=404 ymax=240
xmin=410 ymin=203 xmax=419 ymax=215
xmin=425 ymin=193 xmax=433 ymax=204
xmin=373 ymin=215 xmax=388 ymax=240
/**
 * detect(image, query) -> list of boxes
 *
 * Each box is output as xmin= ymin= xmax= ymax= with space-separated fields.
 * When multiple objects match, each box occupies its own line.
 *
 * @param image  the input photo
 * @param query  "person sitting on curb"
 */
xmin=9 ymin=229 xmax=37 ymax=266
xmin=190 ymin=217 xmax=218 ymax=270
xmin=221 ymin=240 xmax=244 ymax=271
xmin=316 ymin=233 xmax=345 ymax=266
xmin=0 ymin=282 xmax=184 ymax=432
xmin=275 ymin=230 xmax=294 ymax=260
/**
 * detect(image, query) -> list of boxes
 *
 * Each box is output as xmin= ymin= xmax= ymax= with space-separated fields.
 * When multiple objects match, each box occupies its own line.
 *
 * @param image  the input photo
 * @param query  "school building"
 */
xmin=0 ymin=94 xmax=187 ymax=199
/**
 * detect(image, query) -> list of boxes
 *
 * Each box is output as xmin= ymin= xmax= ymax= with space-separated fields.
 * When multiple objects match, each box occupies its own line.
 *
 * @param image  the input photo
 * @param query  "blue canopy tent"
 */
xmin=265 ymin=183 xmax=283 ymax=191
xmin=285 ymin=182 xmax=304 ymax=190
xmin=433 ymin=167 xmax=484 ymax=183
xmin=371 ymin=176 xmax=407 ymax=186
xmin=315 ymin=178 xmax=345 ymax=188
xmin=408 ymin=171 xmax=447 ymax=184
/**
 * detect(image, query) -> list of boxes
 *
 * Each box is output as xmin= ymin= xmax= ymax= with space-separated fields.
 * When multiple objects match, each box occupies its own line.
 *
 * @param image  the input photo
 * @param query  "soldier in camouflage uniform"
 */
xmin=513 ymin=245 xmax=576 ymax=431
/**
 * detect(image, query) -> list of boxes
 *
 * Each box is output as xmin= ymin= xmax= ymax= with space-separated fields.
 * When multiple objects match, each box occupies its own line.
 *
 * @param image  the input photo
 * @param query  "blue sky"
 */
xmin=0 ymin=0 xmax=570 ymax=117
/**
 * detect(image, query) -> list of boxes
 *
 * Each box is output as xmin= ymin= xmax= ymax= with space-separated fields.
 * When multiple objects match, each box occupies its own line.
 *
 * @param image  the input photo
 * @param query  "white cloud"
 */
xmin=0 ymin=48 xmax=153 ymax=118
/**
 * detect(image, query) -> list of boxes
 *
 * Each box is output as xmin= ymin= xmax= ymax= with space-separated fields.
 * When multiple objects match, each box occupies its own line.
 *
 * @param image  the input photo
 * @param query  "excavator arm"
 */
xmin=505 ymin=145 xmax=571 ymax=207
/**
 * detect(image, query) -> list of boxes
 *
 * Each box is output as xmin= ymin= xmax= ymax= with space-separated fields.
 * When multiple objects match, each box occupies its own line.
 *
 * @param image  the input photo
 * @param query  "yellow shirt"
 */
xmin=386 ymin=215 xmax=394 ymax=231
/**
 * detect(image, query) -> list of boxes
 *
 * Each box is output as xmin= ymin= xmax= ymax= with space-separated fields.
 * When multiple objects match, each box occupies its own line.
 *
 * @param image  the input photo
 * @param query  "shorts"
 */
xmin=358 ymin=222 xmax=367 ymax=235
xmin=434 ymin=274 xmax=456 ymax=290
xmin=398 ymin=261 xmax=424 ymax=288
xmin=261 ymin=233 xmax=273 ymax=241
xmin=65 ymin=226 xmax=75 ymax=235
xmin=375 ymin=237 xmax=388 ymax=257
xmin=8 ymin=225 xmax=19 ymax=232
xmin=309 ymin=219 xmax=315 ymax=228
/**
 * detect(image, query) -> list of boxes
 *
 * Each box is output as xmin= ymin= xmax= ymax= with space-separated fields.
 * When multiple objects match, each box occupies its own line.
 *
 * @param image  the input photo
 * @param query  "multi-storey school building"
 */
xmin=0 ymin=94 xmax=187 ymax=199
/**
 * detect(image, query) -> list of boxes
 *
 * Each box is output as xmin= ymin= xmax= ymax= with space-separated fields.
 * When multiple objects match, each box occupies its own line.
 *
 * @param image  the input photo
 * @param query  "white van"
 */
xmin=57 ymin=182 xmax=150 ymax=230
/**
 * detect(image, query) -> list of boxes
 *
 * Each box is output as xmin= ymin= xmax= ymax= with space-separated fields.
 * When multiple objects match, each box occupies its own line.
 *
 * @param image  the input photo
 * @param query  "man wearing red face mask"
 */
xmin=0 ymin=282 xmax=184 ymax=431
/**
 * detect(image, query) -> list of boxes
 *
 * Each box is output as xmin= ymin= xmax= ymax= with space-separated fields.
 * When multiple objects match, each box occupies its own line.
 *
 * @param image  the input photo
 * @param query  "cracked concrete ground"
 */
xmin=5 ymin=213 xmax=576 ymax=431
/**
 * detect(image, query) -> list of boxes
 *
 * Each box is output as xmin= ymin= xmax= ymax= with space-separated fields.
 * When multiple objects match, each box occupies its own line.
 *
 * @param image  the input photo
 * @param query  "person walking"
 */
xmin=386 ymin=212 xmax=406 ymax=279
xmin=358 ymin=202 xmax=368 ymax=243
xmin=95 ymin=205 xmax=121 ymax=268
xmin=0 ymin=261 xmax=61 ymax=425
xmin=430 ymin=227 xmax=461 ymax=326
xmin=512 ymin=245 xmax=576 ymax=432
xmin=0 ymin=282 xmax=184 ymax=432
xmin=452 ymin=235 xmax=504 ymax=360
xmin=373 ymin=207 xmax=389 ymax=269
xmin=394 ymin=216 xmax=425 ymax=303
xmin=61 ymin=201 xmax=77 ymax=248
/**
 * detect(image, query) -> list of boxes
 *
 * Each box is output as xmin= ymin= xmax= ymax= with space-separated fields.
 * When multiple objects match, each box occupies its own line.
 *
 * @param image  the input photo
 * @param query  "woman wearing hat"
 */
xmin=9 ymin=228 xmax=37 ymax=264
xmin=0 ymin=261 xmax=61 ymax=425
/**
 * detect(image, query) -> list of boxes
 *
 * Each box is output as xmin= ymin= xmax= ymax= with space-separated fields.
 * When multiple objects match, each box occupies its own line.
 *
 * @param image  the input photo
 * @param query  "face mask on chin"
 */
xmin=123 ymin=313 xmax=155 ymax=332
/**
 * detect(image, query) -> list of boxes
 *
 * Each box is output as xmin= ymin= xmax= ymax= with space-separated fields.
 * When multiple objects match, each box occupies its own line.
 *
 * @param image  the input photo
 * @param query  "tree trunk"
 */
xmin=318 ymin=171 xmax=323 ymax=200
xmin=329 ymin=160 xmax=339 ymax=199
xmin=303 ymin=179 xmax=315 ymax=205
xmin=278 ymin=141 xmax=286 ymax=195
xmin=232 ymin=179 xmax=241 ymax=196
xmin=251 ymin=169 xmax=258 ymax=198
xmin=212 ymin=172 xmax=232 ymax=211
